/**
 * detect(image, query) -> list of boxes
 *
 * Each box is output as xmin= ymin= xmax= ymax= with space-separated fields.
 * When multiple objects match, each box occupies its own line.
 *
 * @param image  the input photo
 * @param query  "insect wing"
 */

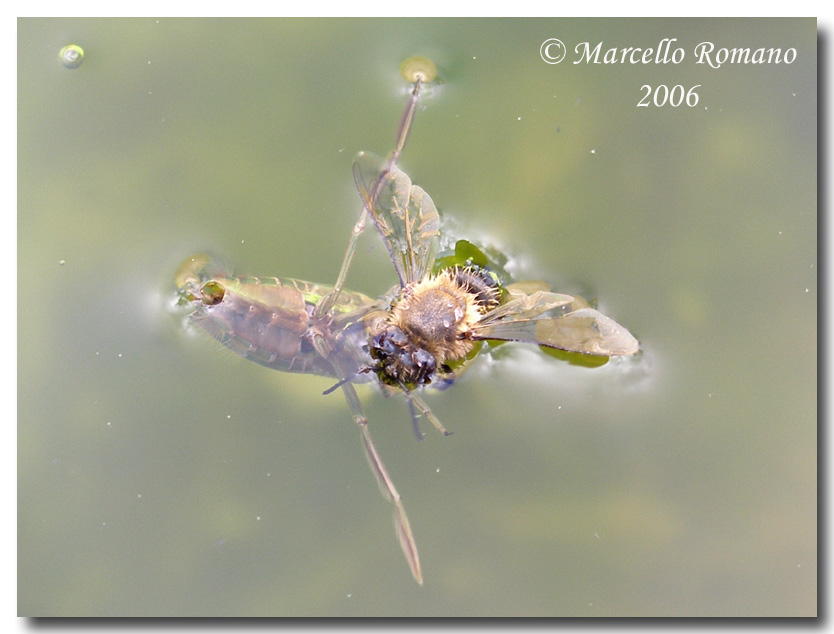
xmin=473 ymin=289 xmax=639 ymax=356
xmin=353 ymin=151 xmax=440 ymax=285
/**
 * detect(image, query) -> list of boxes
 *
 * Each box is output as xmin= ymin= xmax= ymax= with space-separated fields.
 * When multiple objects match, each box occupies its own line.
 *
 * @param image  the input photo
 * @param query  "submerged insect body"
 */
xmin=176 ymin=58 xmax=639 ymax=586
xmin=176 ymin=254 xmax=377 ymax=381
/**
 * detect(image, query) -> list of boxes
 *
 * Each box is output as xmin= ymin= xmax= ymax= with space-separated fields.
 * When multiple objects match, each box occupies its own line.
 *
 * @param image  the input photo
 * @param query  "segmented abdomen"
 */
xmin=180 ymin=264 xmax=375 ymax=380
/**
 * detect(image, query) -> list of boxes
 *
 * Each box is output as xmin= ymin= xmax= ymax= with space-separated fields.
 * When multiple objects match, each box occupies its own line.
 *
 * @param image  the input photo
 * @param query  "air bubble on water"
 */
xmin=59 ymin=44 xmax=84 ymax=69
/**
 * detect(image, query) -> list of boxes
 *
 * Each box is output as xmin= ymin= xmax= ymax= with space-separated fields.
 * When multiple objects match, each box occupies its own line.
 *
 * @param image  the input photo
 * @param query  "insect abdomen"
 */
xmin=186 ymin=277 xmax=338 ymax=377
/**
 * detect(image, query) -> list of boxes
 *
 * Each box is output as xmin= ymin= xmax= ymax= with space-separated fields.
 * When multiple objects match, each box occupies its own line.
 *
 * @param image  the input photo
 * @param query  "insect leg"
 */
xmin=410 ymin=393 xmax=452 ymax=437
xmin=315 ymin=73 xmax=427 ymax=318
xmin=404 ymin=393 xmax=426 ymax=441
xmin=314 ymin=207 xmax=368 ymax=318
xmin=393 ymin=77 xmax=422 ymax=158
xmin=339 ymin=380 xmax=423 ymax=585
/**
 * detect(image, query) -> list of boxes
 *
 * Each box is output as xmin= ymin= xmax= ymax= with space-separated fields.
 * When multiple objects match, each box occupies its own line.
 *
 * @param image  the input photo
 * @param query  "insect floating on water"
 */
xmin=175 ymin=56 xmax=639 ymax=585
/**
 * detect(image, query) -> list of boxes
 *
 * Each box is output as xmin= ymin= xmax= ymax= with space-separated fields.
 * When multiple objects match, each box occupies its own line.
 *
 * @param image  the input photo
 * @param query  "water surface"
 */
xmin=18 ymin=17 xmax=816 ymax=616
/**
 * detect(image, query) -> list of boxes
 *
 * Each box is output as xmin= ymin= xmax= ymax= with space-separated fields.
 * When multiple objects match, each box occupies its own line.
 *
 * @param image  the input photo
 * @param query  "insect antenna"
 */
xmin=322 ymin=375 xmax=355 ymax=396
xmin=322 ymin=372 xmax=361 ymax=396
xmin=322 ymin=364 xmax=378 ymax=396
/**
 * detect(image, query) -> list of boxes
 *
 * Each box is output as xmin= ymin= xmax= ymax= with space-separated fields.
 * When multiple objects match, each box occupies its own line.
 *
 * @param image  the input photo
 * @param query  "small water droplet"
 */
xmin=59 ymin=44 xmax=84 ymax=69
xmin=58 ymin=259 xmax=66 ymax=266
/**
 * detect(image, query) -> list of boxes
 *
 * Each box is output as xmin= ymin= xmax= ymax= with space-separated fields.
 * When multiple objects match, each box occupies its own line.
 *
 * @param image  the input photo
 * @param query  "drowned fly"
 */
xmin=176 ymin=56 xmax=639 ymax=585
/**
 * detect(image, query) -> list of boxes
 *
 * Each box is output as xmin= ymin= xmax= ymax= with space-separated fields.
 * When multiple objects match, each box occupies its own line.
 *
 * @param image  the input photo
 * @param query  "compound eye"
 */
xmin=388 ymin=329 xmax=409 ymax=347
xmin=413 ymin=349 xmax=437 ymax=376
xmin=371 ymin=329 xmax=405 ymax=361
xmin=371 ymin=334 xmax=392 ymax=357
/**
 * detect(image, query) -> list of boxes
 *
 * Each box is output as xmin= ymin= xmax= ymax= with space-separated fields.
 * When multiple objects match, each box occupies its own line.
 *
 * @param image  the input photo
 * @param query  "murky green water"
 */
xmin=18 ymin=18 xmax=816 ymax=616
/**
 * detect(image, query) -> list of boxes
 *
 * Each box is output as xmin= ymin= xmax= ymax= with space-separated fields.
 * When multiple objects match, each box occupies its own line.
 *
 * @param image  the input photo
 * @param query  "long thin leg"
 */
xmin=314 ymin=206 xmax=368 ymax=318
xmin=339 ymin=380 xmax=423 ymax=585
xmin=310 ymin=65 xmax=433 ymax=584
xmin=315 ymin=329 xmax=422 ymax=584
xmin=405 ymin=394 xmax=425 ymax=441
xmin=316 ymin=78 xmax=425 ymax=318
xmin=411 ymin=393 xmax=452 ymax=436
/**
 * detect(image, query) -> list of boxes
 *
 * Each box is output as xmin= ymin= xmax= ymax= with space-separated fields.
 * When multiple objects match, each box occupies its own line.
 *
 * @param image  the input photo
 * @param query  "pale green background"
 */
xmin=18 ymin=18 xmax=816 ymax=616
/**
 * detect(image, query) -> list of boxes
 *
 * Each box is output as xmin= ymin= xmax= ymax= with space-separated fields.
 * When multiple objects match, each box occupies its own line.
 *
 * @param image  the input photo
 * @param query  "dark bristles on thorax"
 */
xmin=450 ymin=266 xmax=501 ymax=311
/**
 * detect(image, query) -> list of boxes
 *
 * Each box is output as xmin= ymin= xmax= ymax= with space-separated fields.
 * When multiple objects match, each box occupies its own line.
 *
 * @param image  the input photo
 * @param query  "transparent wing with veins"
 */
xmin=353 ymin=151 xmax=440 ymax=287
xmin=473 ymin=284 xmax=640 ymax=357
